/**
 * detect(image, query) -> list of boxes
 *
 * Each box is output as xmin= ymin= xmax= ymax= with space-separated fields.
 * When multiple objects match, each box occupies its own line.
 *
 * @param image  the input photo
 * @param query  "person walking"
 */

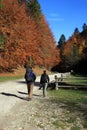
xmin=40 ymin=70 xmax=50 ymax=97
xmin=25 ymin=66 xmax=36 ymax=101
xmin=54 ymin=75 xmax=59 ymax=90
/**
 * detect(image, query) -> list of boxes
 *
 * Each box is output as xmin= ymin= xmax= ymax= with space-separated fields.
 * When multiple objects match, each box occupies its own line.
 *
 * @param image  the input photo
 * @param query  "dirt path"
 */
xmin=0 ymin=74 xmax=86 ymax=130
xmin=0 ymin=74 xmax=58 ymax=130
xmin=0 ymin=74 xmax=87 ymax=130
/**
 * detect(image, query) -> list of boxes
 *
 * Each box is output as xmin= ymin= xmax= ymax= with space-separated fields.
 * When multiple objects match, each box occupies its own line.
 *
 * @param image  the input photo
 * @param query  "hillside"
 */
xmin=0 ymin=0 xmax=60 ymax=72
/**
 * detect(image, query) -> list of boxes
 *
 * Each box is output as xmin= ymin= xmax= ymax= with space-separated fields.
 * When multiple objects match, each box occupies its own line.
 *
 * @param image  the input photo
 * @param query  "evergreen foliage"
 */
xmin=53 ymin=23 xmax=87 ymax=74
xmin=18 ymin=0 xmax=25 ymax=3
xmin=0 ymin=33 xmax=6 ymax=49
xmin=73 ymin=28 xmax=79 ymax=35
xmin=0 ymin=0 xmax=3 ymax=9
xmin=57 ymin=34 xmax=66 ymax=49
xmin=26 ymin=0 xmax=42 ymax=20
xmin=82 ymin=23 xmax=87 ymax=31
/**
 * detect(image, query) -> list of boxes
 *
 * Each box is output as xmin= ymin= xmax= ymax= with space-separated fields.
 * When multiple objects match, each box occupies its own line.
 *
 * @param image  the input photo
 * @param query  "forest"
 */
xmin=0 ymin=0 xmax=60 ymax=72
xmin=0 ymin=0 xmax=87 ymax=74
xmin=52 ymin=23 xmax=87 ymax=74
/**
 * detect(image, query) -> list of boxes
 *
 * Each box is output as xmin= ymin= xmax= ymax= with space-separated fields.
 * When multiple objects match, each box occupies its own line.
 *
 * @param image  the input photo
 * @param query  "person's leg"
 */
xmin=43 ymin=83 xmax=48 ymax=97
xmin=27 ymin=83 xmax=30 ymax=94
xmin=42 ymin=83 xmax=45 ymax=97
xmin=25 ymin=83 xmax=31 ymax=100
xmin=38 ymin=84 xmax=42 ymax=90
xmin=29 ymin=83 xmax=34 ymax=99
xmin=55 ymin=82 xmax=58 ymax=90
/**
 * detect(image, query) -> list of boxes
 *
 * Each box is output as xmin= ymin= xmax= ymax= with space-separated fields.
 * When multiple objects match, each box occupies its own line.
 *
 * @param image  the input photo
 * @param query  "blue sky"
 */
xmin=38 ymin=0 xmax=87 ymax=43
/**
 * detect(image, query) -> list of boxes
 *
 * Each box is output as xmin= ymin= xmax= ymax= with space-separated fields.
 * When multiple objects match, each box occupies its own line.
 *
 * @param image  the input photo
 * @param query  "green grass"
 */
xmin=48 ymin=89 xmax=87 ymax=129
xmin=49 ymin=89 xmax=87 ymax=102
xmin=0 ymin=75 xmax=24 ymax=82
xmin=63 ymin=75 xmax=87 ymax=86
xmin=52 ymin=120 xmax=65 ymax=129
xmin=71 ymin=126 xmax=81 ymax=130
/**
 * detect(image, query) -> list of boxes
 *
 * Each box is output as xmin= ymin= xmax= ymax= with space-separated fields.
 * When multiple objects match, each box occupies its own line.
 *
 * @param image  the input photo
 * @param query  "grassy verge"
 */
xmin=48 ymin=89 xmax=87 ymax=129
xmin=61 ymin=74 xmax=87 ymax=87
xmin=0 ymin=75 xmax=24 ymax=82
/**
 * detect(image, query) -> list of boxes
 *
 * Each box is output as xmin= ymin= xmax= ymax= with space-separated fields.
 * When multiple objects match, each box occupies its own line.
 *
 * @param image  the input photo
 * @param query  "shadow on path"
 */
xmin=18 ymin=91 xmax=27 ymax=95
xmin=18 ymin=91 xmax=41 ymax=97
xmin=16 ymin=81 xmax=26 ymax=84
xmin=0 ymin=92 xmax=29 ymax=101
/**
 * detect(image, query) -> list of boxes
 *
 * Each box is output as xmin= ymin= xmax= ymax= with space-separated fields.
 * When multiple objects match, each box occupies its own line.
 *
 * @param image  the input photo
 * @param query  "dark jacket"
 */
xmin=40 ymin=73 xmax=49 ymax=84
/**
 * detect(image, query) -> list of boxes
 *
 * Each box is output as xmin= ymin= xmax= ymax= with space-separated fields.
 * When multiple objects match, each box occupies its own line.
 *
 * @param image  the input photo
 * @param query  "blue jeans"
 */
xmin=42 ymin=83 xmax=48 ymax=97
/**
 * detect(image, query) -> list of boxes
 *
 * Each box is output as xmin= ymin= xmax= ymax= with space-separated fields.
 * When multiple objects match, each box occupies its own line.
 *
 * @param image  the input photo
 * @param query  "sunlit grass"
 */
xmin=0 ymin=75 xmax=23 ymax=82
xmin=49 ymin=89 xmax=87 ymax=103
xmin=63 ymin=75 xmax=87 ymax=86
xmin=48 ymin=89 xmax=87 ymax=129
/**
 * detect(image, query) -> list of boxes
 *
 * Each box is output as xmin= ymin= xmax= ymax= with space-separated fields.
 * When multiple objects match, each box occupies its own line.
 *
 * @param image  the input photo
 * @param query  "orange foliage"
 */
xmin=62 ymin=32 xmax=87 ymax=64
xmin=0 ymin=0 xmax=60 ymax=72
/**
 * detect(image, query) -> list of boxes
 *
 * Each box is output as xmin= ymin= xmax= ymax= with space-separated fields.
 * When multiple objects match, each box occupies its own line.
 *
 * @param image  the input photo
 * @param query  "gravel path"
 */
xmin=0 ymin=74 xmax=85 ymax=130
xmin=0 ymin=74 xmax=60 ymax=130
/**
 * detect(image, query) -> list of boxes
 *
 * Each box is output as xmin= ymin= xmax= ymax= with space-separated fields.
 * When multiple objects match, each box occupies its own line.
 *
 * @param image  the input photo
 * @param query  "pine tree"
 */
xmin=26 ymin=0 xmax=42 ymax=20
xmin=73 ymin=27 xmax=79 ymax=35
xmin=57 ymin=34 xmax=66 ymax=49
xmin=82 ymin=23 xmax=87 ymax=31
xmin=0 ymin=0 xmax=3 ymax=9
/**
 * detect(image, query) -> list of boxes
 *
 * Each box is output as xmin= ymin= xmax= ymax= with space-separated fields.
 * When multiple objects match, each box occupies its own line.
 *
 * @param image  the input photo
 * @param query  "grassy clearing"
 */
xmin=0 ymin=75 xmax=24 ymax=82
xmin=48 ymin=89 xmax=87 ymax=129
xmin=63 ymin=74 xmax=87 ymax=86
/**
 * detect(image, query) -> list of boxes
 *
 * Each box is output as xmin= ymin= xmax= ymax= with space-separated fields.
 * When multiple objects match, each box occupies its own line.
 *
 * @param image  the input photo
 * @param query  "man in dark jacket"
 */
xmin=25 ymin=66 xmax=36 ymax=100
xmin=40 ymin=70 xmax=50 ymax=97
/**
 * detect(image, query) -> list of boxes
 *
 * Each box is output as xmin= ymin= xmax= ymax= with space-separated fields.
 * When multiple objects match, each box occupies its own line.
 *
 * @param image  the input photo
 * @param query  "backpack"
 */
xmin=25 ymin=69 xmax=36 ymax=83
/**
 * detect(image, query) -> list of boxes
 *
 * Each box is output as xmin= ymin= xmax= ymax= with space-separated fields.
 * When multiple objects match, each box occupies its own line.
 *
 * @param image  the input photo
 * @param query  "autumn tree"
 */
xmin=26 ymin=0 xmax=60 ymax=68
xmin=0 ymin=0 xmax=60 ymax=72
xmin=56 ymin=23 xmax=87 ymax=73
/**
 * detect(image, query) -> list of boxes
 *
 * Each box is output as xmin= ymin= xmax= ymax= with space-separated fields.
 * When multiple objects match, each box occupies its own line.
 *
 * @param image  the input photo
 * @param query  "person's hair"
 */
xmin=25 ymin=64 xmax=32 ymax=69
xmin=43 ymin=70 xmax=46 ymax=73
xmin=55 ymin=75 xmax=57 ymax=79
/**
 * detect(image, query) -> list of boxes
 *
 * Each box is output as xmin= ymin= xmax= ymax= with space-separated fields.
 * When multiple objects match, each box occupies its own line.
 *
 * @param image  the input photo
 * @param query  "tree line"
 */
xmin=52 ymin=23 xmax=87 ymax=74
xmin=0 ymin=0 xmax=87 ymax=74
